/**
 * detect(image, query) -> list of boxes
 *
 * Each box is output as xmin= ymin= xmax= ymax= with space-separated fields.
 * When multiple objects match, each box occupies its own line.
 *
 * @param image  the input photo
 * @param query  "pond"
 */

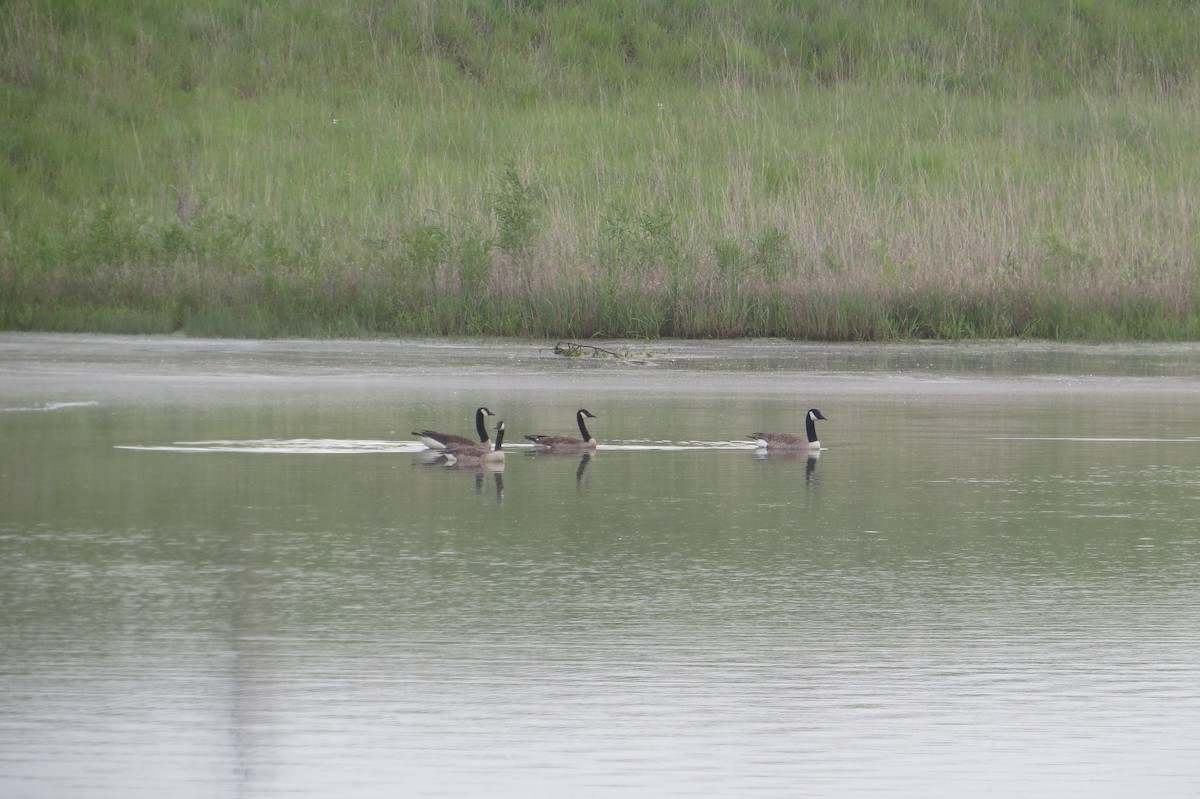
xmin=2 ymin=334 xmax=1200 ymax=798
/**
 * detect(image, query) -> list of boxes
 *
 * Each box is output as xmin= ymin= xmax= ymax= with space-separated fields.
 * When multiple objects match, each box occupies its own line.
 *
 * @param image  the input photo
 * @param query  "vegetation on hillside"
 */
xmin=3 ymin=0 xmax=1200 ymax=339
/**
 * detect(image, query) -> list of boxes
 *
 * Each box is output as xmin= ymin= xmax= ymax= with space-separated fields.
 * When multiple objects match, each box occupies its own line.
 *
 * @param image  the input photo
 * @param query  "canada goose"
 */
xmin=440 ymin=420 xmax=507 ymax=465
xmin=749 ymin=408 xmax=827 ymax=450
xmin=525 ymin=409 xmax=598 ymax=450
xmin=413 ymin=406 xmax=494 ymax=449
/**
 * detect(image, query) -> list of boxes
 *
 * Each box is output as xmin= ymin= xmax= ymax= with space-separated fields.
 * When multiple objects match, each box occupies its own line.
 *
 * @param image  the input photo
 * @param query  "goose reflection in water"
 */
xmin=473 ymin=470 xmax=504 ymax=501
xmin=526 ymin=448 xmax=594 ymax=488
xmin=416 ymin=451 xmax=506 ymax=500
xmin=755 ymin=448 xmax=820 ymax=481
xmin=575 ymin=452 xmax=592 ymax=486
xmin=416 ymin=456 xmax=504 ymax=498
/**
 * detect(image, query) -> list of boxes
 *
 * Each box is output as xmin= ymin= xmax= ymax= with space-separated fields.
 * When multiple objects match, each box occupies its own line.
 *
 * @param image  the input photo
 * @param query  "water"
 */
xmin=2 ymin=334 xmax=1200 ymax=797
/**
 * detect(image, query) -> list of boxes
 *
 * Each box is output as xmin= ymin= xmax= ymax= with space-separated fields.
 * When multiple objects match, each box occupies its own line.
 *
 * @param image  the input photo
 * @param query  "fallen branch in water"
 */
xmin=552 ymin=340 xmax=655 ymax=365
xmin=553 ymin=340 xmax=621 ymax=358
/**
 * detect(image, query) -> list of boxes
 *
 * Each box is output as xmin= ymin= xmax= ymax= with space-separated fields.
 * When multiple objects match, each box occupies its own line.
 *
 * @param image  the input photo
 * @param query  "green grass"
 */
xmin=3 ymin=0 xmax=1200 ymax=339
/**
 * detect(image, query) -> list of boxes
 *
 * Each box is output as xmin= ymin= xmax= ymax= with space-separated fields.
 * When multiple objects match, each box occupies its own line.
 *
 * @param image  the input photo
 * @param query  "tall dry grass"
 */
xmin=2 ymin=0 xmax=1199 ymax=338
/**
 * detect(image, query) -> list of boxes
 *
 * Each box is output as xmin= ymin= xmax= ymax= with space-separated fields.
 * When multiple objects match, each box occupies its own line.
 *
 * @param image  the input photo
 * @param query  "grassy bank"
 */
xmin=3 ymin=0 xmax=1200 ymax=339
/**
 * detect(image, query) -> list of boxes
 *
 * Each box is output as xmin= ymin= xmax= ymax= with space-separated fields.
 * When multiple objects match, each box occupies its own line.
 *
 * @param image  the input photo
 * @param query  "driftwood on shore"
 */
xmin=552 ymin=340 xmax=654 ymax=365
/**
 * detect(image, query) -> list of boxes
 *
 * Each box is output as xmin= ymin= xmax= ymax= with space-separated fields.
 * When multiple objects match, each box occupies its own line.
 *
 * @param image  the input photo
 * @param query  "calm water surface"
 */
xmin=2 ymin=334 xmax=1200 ymax=797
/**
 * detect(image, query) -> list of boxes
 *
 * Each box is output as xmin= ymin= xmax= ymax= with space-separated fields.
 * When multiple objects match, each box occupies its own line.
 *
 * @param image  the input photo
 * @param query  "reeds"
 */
xmin=3 ymin=0 xmax=1199 ymax=339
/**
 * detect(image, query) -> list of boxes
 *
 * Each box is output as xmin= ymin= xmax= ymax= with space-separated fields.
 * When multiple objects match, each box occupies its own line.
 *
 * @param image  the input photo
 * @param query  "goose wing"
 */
xmin=413 ymin=429 xmax=475 ymax=449
xmin=749 ymin=432 xmax=810 ymax=449
xmin=524 ymin=434 xmax=583 ymax=447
